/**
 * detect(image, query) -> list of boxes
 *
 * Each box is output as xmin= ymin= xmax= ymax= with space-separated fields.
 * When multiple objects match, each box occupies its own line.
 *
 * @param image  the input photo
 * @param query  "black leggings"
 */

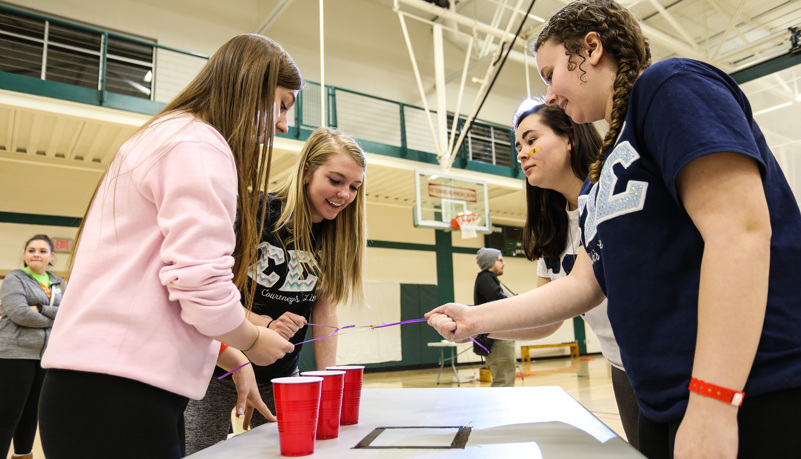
xmin=0 ymin=359 xmax=46 ymax=456
xmin=638 ymin=385 xmax=801 ymax=458
xmin=39 ymin=369 xmax=189 ymax=459
xmin=611 ymin=365 xmax=640 ymax=450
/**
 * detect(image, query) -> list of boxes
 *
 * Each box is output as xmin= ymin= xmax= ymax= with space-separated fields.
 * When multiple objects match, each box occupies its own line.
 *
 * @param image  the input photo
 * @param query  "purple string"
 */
xmin=294 ymin=322 xmax=342 ymax=345
xmin=295 ymin=318 xmax=429 ymax=345
xmin=468 ymin=336 xmax=491 ymax=355
xmin=218 ymin=361 xmax=251 ymax=380
xmin=370 ymin=317 xmax=428 ymax=329
xmin=218 ymin=317 xmax=478 ymax=379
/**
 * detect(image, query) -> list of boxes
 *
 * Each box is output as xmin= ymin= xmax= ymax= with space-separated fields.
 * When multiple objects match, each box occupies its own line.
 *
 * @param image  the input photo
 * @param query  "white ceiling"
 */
xmin=2 ymin=0 xmax=800 ymax=225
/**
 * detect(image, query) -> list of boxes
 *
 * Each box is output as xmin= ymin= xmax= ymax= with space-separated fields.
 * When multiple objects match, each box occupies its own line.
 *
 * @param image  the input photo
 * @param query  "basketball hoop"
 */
xmin=452 ymin=212 xmax=481 ymax=239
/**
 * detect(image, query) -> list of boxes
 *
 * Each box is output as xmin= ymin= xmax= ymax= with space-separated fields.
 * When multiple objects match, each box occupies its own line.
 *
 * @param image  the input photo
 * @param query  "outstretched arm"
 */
xmin=426 ymin=249 xmax=604 ymax=340
xmin=489 ymin=276 xmax=563 ymax=340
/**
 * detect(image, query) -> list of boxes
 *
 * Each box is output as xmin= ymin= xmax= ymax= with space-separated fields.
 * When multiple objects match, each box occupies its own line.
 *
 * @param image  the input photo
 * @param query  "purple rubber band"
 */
xmin=469 ymin=336 xmax=491 ymax=355
xmin=220 ymin=318 xmax=434 ymax=378
xmin=295 ymin=324 xmax=339 ymax=345
xmin=294 ymin=334 xmax=335 ymax=345
xmin=218 ymin=361 xmax=251 ymax=380
xmin=296 ymin=317 xmax=429 ymax=345
xmin=370 ymin=317 xmax=428 ymax=329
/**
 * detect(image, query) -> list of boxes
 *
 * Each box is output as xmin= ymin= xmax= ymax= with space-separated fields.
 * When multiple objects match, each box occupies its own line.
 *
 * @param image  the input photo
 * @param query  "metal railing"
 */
xmin=295 ymin=83 xmax=516 ymax=170
xmin=0 ymin=4 xmax=207 ymax=110
xmin=0 ymin=4 xmax=518 ymax=174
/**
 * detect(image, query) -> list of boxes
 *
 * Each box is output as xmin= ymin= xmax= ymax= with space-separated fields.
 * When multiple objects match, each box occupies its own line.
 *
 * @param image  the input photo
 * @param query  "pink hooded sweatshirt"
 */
xmin=43 ymin=113 xmax=246 ymax=399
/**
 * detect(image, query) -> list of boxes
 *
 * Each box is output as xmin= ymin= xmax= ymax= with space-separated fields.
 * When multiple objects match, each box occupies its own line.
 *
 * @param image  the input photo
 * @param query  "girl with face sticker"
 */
xmin=502 ymin=99 xmax=638 ymax=447
xmin=0 ymin=235 xmax=61 ymax=459
xmin=428 ymin=1 xmax=801 ymax=457
xmin=38 ymin=34 xmax=303 ymax=458
xmin=184 ymin=127 xmax=367 ymax=454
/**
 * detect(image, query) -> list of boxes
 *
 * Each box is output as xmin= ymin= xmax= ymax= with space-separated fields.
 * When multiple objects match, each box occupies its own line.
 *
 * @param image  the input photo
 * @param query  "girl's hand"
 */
xmin=231 ymin=363 xmax=275 ymax=429
xmin=269 ymin=311 xmax=307 ymax=340
xmin=425 ymin=303 xmax=474 ymax=343
xmin=674 ymin=394 xmax=739 ymax=459
xmin=245 ymin=326 xmax=295 ymax=366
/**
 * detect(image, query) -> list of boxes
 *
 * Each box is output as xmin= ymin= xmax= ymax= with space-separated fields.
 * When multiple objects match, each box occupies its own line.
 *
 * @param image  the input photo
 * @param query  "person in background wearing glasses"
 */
xmin=472 ymin=248 xmax=517 ymax=387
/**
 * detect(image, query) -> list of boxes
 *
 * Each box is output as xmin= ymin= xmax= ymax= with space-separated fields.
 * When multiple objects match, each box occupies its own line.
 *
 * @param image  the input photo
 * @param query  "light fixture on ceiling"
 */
xmin=753 ymin=101 xmax=793 ymax=116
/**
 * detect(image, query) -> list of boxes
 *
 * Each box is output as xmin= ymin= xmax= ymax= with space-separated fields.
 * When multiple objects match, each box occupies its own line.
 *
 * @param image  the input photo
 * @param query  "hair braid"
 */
xmin=534 ymin=0 xmax=651 ymax=183
xmin=590 ymin=61 xmax=640 ymax=181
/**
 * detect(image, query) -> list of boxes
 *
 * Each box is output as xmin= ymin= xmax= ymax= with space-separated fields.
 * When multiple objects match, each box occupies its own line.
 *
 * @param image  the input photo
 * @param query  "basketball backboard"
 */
xmin=413 ymin=169 xmax=491 ymax=234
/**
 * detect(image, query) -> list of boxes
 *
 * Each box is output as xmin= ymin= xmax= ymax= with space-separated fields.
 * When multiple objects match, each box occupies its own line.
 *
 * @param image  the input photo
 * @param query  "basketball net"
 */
xmin=452 ymin=212 xmax=481 ymax=239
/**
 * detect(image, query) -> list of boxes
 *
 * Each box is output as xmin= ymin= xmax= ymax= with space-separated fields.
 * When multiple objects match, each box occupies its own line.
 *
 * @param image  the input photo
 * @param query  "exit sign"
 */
xmin=53 ymin=238 xmax=73 ymax=253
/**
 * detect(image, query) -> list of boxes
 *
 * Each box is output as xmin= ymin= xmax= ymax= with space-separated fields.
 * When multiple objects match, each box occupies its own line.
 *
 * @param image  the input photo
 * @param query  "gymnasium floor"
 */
xmin=11 ymin=354 xmax=624 ymax=458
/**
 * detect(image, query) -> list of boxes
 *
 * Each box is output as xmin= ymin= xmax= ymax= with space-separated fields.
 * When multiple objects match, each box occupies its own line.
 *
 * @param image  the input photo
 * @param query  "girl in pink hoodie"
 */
xmin=39 ymin=34 xmax=302 ymax=459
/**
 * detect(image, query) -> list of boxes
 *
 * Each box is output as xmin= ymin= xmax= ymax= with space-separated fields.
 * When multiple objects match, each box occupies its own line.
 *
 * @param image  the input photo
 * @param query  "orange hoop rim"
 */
xmin=451 ymin=212 xmax=481 ymax=229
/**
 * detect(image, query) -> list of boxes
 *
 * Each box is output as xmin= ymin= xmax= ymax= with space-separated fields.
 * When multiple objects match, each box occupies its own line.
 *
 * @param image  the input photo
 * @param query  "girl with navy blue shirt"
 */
xmin=426 ymin=1 xmax=801 ymax=457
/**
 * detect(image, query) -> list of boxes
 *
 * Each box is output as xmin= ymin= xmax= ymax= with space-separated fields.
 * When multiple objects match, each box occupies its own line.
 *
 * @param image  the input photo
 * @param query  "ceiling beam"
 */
xmin=646 ymin=0 xmax=700 ymax=53
xmin=712 ymin=0 xmax=747 ymax=59
xmin=704 ymin=0 xmax=750 ymax=46
xmin=254 ymin=0 xmax=295 ymax=35
xmin=395 ymin=0 xmax=527 ymax=47
xmin=638 ymin=21 xmax=706 ymax=60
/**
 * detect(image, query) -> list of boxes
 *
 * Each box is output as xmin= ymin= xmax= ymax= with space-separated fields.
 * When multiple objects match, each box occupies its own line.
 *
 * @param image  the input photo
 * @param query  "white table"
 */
xmin=426 ymin=341 xmax=464 ymax=386
xmin=187 ymin=387 xmax=643 ymax=458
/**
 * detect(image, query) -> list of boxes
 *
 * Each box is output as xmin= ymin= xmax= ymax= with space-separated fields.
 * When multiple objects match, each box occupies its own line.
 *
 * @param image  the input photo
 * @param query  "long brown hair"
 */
xmin=513 ymin=101 xmax=601 ymax=260
xmin=68 ymin=34 xmax=303 ymax=310
xmin=271 ymin=127 xmax=367 ymax=307
xmin=533 ymin=0 xmax=651 ymax=183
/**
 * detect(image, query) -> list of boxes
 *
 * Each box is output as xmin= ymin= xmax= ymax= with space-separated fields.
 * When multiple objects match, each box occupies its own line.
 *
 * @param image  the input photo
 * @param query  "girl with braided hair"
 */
xmin=427 ymin=1 xmax=801 ymax=457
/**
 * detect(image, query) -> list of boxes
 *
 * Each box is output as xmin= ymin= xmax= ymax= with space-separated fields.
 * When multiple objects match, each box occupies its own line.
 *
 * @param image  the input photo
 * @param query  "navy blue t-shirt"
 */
xmin=578 ymin=58 xmax=801 ymax=422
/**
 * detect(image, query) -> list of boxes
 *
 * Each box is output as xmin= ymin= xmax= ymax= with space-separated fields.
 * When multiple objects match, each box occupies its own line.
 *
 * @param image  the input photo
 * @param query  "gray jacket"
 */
xmin=0 ymin=269 xmax=63 ymax=360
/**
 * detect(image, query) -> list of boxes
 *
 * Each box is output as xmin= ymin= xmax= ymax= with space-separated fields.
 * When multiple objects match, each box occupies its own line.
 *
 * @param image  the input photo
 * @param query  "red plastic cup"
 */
xmin=272 ymin=376 xmax=323 ymax=456
xmin=301 ymin=370 xmax=346 ymax=439
xmin=326 ymin=365 xmax=364 ymax=425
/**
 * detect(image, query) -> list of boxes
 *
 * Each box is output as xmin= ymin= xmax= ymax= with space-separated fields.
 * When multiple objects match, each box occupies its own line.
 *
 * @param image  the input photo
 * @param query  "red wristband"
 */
xmin=688 ymin=377 xmax=744 ymax=406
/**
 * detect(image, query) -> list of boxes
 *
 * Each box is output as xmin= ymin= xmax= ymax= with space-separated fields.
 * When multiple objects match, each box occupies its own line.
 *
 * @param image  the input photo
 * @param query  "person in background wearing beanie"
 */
xmin=473 ymin=248 xmax=516 ymax=387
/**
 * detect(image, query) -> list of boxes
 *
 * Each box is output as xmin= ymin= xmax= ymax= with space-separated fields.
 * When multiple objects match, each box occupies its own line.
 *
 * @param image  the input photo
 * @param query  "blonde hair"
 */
xmin=69 ymin=34 xmax=303 ymax=311
xmin=533 ymin=0 xmax=651 ymax=183
xmin=271 ymin=127 xmax=367 ymax=307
